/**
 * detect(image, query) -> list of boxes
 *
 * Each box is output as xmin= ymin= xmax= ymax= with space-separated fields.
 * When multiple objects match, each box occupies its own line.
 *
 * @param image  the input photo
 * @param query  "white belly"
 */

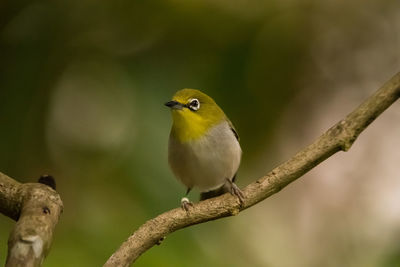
xmin=168 ymin=121 xmax=242 ymax=192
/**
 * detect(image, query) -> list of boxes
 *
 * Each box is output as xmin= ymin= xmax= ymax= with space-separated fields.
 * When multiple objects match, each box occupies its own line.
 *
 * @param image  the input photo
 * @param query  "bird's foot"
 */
xmin=226 ymin=179 xmax=245 ymax=205
xmin=181 ymin=197 xmax=193 ymax=211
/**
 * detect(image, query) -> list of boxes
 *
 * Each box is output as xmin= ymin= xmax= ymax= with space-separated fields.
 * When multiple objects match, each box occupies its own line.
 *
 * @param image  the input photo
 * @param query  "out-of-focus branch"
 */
xmin=105 ymin=72 xmax=400 ymax=267
xmin=0 ymin=172 xmax=63 ymax=267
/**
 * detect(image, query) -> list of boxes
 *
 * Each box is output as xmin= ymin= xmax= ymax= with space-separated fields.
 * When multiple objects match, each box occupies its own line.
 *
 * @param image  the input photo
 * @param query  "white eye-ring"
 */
xmin=188 ymin=98 xmax=200 ymax=111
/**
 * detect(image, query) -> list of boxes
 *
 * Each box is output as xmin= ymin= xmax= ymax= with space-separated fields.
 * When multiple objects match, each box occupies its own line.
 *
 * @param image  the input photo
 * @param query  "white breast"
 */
xmin=168 ymin=121 xmax=242 ymax=192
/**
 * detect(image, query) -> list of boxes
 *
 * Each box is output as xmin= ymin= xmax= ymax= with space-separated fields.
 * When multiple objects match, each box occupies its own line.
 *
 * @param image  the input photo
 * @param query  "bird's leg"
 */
xmin=186 ymin=187 xmax=192 ymax=195
xmin=181 ymin=188 xmax=193 ymax=211
xmin=226 ymin=178 xmax=245 ymax=204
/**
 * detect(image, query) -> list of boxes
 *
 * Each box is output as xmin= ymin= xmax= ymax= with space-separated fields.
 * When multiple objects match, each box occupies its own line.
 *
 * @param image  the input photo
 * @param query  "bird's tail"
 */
xmin=200 ymin=175 xmax=236 ymax=201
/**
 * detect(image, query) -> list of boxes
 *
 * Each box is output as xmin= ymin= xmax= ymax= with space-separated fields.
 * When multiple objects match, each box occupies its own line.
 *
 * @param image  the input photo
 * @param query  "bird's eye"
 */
xmin=188 ymin=98 xmax=200 ymax=111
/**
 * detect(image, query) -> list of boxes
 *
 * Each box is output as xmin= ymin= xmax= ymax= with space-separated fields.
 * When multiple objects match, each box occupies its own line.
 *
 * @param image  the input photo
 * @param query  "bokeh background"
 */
xmin=1 ymin=0 xmax=400 ymax=266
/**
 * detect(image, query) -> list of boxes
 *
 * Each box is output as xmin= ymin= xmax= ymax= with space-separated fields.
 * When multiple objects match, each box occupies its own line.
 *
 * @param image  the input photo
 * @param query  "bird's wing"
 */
xmin=228 ymin=119 xmax=240 ymax=141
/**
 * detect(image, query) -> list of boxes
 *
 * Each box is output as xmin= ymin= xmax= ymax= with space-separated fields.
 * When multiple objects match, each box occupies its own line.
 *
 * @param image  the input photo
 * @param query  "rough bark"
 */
xmin=105 ymin=72 xmax=400 ymax=267
xmin=0 ymin=172 xmax=63 ymax=267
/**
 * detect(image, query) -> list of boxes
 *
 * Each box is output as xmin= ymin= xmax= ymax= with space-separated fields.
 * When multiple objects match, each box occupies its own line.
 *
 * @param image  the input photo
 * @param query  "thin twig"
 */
xmin=105 ymin=72 xmax=400 ymax=267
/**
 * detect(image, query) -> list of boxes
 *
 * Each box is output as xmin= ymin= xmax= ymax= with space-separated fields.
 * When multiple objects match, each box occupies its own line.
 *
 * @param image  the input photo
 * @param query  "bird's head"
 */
xmin=165 ymin=89 xmax=226 ymax=142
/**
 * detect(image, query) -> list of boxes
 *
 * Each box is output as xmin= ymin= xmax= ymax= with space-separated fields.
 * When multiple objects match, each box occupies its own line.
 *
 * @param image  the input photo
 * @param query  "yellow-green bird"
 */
xmin=165 ymin=89 xmax=244 ymax=210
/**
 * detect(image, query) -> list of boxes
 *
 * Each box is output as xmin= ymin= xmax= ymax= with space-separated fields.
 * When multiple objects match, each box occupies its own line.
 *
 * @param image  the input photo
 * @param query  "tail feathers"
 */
xmin=200 ymin=183 xmax=230 ymax=201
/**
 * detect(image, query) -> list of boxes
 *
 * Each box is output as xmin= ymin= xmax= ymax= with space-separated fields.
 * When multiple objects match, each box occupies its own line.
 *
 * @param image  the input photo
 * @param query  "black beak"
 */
xmin=164 ymin=100 xmax=184 ymax=109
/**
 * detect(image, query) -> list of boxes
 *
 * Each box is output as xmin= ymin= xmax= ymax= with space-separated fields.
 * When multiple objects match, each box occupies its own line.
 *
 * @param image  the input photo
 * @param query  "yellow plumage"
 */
xmin=165 ymin=88 xmax=244 ymax=209
xmin=170 ymin=89 xmax=226 ymax=143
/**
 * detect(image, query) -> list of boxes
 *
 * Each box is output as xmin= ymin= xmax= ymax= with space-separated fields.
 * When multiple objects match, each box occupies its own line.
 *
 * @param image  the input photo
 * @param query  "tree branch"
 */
xmin=105 ymin=72 xmax=400 ymax=267
xmin=0 ymin=172 xmax=63 ymax=267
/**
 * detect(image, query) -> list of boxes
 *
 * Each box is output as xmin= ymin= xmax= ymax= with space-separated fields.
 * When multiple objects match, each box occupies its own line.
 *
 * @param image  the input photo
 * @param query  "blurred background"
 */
xmin=1 ymin=0 xmax=400 ymax=266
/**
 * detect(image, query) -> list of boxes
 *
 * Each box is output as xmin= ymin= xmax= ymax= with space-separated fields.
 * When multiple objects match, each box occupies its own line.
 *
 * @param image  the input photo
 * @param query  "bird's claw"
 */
xmin=227 ymin=179 xmax=245 ymax=205
xmin=181 ymin=197 xmax=193 ymax=211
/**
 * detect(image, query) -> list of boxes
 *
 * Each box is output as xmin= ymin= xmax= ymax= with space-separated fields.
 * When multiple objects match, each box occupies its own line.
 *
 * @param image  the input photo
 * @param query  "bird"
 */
xmin=165 ymin=88 xmax=244 ymax=210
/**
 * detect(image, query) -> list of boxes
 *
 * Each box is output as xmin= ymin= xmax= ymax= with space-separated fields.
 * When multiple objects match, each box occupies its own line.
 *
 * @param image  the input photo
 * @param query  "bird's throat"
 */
xmin=170 ymin=109 xmax=222 ymax=143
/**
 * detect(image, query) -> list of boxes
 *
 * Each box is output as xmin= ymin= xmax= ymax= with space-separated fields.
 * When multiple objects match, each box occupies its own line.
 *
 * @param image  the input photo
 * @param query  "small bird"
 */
xmin=165 ymin=89 xmax=244 ymax=210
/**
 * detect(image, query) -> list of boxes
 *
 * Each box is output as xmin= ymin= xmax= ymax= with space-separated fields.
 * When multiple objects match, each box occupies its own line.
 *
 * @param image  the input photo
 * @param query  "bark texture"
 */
xmin=0 ymin=172 xmax=63 ymax=267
